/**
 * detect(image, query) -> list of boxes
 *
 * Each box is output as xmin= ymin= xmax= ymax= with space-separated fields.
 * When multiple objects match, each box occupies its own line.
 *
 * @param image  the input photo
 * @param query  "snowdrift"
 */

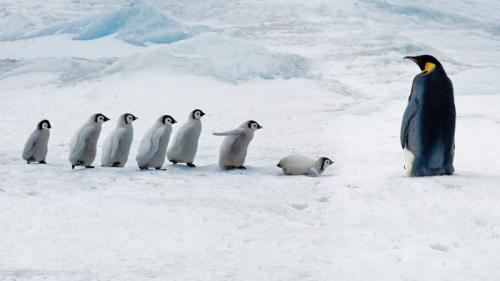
xmin=0 ymin=57 xmax=115 ymax=82
xmin=5 ymin=4 xmax=192 ymax=46
xmin=109 ymin=33 xmax=311 ymax=82
xmin=0 ymin=33 xmax=310 ymax=83
xmin=0 ymin=14 xmax=35 ymax=41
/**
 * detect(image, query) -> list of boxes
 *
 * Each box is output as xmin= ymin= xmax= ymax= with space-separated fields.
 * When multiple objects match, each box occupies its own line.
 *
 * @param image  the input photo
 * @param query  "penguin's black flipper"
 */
xmin=401 ymin=99 xmax=419 ymax=148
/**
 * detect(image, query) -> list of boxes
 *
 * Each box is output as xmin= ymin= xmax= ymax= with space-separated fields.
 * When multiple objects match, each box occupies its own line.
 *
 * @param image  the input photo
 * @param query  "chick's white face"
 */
xmin=126 ymin=114 xmax=134 ymax=124
xmin=163 ymin=115 xmax=177 ymax=125
xmin=248 ymin=121 xmax=262 ymax=131
xmin=324 ymin=159 xmax=333 ymax=166
xmin=41 ymin=122 xmax=50 ymax=130
xmin=194 ymin=111 xmax=202 ymax=119
xmin=96 ymin=115 xmax=106 ymax=123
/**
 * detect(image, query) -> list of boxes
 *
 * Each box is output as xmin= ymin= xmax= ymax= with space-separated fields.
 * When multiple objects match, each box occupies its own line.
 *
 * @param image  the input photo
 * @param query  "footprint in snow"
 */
xmin=290 ymin=203 xmax=308 ymax=210
xmin=430 ymin=243 xmax=449 ymax=252
xmin=317 ymin=196 xmax=330 ymax=202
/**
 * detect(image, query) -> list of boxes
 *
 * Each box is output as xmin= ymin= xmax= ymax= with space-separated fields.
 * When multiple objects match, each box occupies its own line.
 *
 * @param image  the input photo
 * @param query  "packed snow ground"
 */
xmin=1 ymin=1 xmax=500 ymax=280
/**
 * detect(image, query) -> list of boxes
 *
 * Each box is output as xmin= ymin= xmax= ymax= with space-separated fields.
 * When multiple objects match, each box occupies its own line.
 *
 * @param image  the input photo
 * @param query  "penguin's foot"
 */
xmin=112 ymin=162 xmax=121 ymax=167
xmin=155 ymin=167 xmax=166 ymax=171
xmin=85 ymin=166 xmax=95 ymax=169
xmin=187 ymin=163 xmax=196 ymax=168
xmin=72 ymin=161 xmax=84 ymax=170
xmin=171 ymin=161 xmax=178 ymax=165
xmin=139 ymin=167 xmax=148 ymax=170
xmin=27 ymin=157 xmax=35 ymax=164
xmin=39 ymin=160 xmax=47 ymax=164
xmin=237 ymin=166 xmax=246 ymax=170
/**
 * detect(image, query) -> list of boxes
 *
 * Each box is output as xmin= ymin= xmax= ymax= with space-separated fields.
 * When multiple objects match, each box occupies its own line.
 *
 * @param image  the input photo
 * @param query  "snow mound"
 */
xmin=0 ymin=57 xmax=115 ymax=83
xmin=28 ymin=4 xmax=191 ymax=46
xmin=0 ymin=13 xmax=35 ymax=41
xmin=0 ymin=34 xmax=310 ymax=83
xmin=110 ymin=33 xmax=312 ymax=82
xmin=367 ymin=0 xmax=500 ymax=35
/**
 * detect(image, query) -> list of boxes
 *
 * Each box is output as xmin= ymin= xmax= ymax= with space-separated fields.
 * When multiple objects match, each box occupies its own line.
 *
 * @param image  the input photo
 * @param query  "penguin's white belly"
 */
xmin=403 ymin=148 xmax=415 ymax=176
xmin=278 ymin=155 xmax=316 ymax=176
xmin=282 ymin=163 xmax=312 ymax=175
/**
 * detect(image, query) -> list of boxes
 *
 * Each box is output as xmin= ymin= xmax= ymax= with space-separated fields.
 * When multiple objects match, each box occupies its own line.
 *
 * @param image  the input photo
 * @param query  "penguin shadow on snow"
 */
xmin=166 ymin=163 xmax=219 ymax=175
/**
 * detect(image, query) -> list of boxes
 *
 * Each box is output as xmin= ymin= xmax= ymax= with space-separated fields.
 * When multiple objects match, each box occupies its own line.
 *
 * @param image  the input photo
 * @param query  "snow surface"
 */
xmin=1 ymin=0 xmax=500 ymax=280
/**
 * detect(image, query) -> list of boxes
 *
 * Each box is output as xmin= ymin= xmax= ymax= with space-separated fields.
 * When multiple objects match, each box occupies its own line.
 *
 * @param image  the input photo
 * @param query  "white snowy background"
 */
xmin=1 ymin=0 xmax=499 ymax=280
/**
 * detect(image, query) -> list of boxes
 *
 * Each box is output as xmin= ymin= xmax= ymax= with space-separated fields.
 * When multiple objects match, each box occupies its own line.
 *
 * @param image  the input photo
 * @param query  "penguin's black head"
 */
xmin=38 ymin=119 xmax=51 ymax=130
xmin=320 ymin=157 xmax=334 ymax=170
xmin=404 ymin=55 xmax=443 ymax=74
xmin=162 ymin=115 xmax=177 ymax=125
xmin=248 ymin=120 xmax=263 ymax=131
xmin=95 ymin=113 xmax=110 ymax=124
xmin=124 ymin=113 xmax=138 ymax=124
xmin=192 ymin=109 xmax=205 ymax=120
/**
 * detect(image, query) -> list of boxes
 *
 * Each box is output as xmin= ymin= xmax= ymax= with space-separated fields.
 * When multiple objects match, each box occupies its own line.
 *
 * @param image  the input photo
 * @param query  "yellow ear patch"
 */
xmin=422 ymin=62 xmax=436 ymax=73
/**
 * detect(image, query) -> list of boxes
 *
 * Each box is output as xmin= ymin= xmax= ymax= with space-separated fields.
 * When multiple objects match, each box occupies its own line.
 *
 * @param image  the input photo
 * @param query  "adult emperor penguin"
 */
xmin=401 ymin=55 xmax=455 ymax=177
xmin=213 ymin=120 xmax=262 ymax=169
xmin=167 ymin=109 xmax=205 ymax=167
xmin=136 ymin=115 xmax=177 ymax=170
xmin=22 ymin=119 xmax=51 ymax=164
xmin=101 ymin=113 xmax=138 ymax=167
xmin=277 ymin=155 xmax=333 ymax=177
xmin=69 ymin=113 xmax=110 ymax=170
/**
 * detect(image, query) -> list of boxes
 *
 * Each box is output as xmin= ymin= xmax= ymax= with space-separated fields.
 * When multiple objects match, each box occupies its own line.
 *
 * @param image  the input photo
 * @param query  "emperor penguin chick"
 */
xmin=136 ymin=115 xmax=177 ymax=170
xmin=213 ymin=120 xmax=262 ymax=169
xmin=101 ymin=113 xmax=137 ymax=167
xmin=167 ymin=109 xmax=205 ymax=167
xmin=69 ymin=113 xmax=110 ymax=170
xmin=277 ymin=155 xmax=333 ymax=177
xmin=22 ymin=119 xmax=51 ymax=164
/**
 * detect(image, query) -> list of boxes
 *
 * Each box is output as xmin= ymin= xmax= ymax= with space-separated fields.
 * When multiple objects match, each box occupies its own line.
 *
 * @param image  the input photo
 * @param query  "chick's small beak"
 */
xmin=201 ymin=112 xmax=206 ymax=116
xmin=257 ymin=124 xmax=263 ymax=129
xmin=104 ymin=116 xmax=110 ymax=121
xmin=133 ymin=116 xmax=138 ymax=120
